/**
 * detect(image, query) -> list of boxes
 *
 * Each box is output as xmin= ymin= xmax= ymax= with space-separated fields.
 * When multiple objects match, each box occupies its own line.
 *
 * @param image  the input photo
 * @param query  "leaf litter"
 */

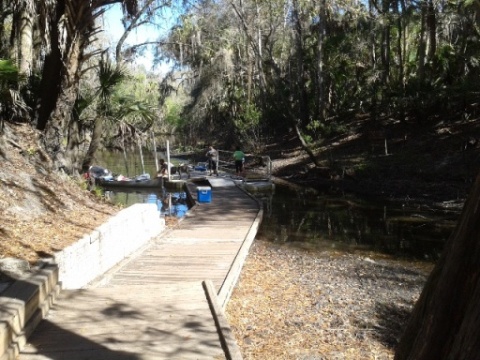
xmin=226 ymin=239 xmax=432 ymax=360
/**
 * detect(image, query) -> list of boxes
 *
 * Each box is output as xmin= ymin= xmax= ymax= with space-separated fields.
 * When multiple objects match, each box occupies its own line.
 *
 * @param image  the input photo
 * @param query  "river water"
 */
xmin=257 ymin=186 xmax=461 ymax=260
xmin=95 ymin=150 xmax=461 ymax=260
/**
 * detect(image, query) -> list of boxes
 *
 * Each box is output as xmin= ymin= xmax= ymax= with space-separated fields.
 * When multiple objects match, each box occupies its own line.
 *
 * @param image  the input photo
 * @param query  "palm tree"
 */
xmin=0 ymin=59 xmax=28 ymax=132
xmin=35 ymin=0 xmax=162 ymax=173
xmin=115 ymin=97 xmax=157 ymax=132
xmin=82 ymin=59 xmax=127 ymax=170
xmin=114 ymin=97 xmax=158 ymax=176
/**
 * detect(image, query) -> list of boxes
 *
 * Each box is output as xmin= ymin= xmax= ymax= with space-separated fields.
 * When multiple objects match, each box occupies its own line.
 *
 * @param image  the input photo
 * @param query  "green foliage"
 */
xmin=115 ymin=96 xmax=157 ymax=131
xmin=307 ymin=120 xmax=347 ymax=139
xmin=0 ymin=60 xmax=22 ymax=85
xmin=0 ymin=59 xmax=29 ymax=123
xmin=77 ymin=60 xmax=163 ymax=149
xmin=164 ymin=99 xmax=182 ymax=126
xmin=26 ymin=147 xmax=37 ymax=156
xmin=353 ymin=162 xmax=381 ymax=179
xmin=234 ymin=104 xmax=260 ymax=133
xmin=153 ymin=0 xmax=480 ymax=149
xmin=97 ymin=60 xmax=127 ymax=111
xmin=92 ymin=186 xmax=104 ymax=198
xmin=233 ymin=103 xmax=263 ymax=148
xmin=116 ymin=72 xmax=159 ymax=105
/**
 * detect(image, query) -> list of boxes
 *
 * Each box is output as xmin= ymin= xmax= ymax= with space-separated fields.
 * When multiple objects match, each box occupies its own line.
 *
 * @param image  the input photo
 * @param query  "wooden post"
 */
xmin=122 ymin=139 xmax=129 ymax=176
xmin=166 ymin=140 xmax=171 ymax=181
xmin=137 ymin=137 xmax=145 ymax=175
xmin=152 ymin=132 xmax=159 ymax=172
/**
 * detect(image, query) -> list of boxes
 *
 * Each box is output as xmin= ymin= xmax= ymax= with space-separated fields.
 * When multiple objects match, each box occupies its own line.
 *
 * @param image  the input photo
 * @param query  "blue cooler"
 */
xmin=197 ymin=186 xmax=212 ymax=203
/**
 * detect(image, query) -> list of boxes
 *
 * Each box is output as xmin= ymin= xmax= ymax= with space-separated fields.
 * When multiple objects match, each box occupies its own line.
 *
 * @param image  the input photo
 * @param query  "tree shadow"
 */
xmin=18 ymin=286 xmax=226 ymax=359
xmin=23 ymin=320 xmax=141 ymax=360
xmin=348 ymin=261 xmax=427 ymax=350
xmin=372 ymin=301 xmax=414 ymax=349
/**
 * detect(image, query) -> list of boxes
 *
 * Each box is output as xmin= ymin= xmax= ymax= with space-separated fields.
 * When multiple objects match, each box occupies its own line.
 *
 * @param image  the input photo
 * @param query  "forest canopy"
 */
xmin=0 ymin=0 xmax=479 ymax=172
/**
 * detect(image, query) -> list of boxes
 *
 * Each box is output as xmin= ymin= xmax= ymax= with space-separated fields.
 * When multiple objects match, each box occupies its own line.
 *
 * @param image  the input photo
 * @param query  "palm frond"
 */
xmin=97 ymin=60 xmax=128 ymax=102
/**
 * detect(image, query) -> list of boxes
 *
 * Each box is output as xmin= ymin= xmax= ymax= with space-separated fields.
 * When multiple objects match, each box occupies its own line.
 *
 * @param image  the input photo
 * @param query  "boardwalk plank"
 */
xmin=22 ymin=285 xmax=224 ymax=360
xmin=20 ymin=181 xmax=261 ymax=360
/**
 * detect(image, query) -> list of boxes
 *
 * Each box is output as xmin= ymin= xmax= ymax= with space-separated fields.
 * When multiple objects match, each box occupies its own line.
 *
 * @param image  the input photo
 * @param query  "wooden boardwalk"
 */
xmin=19 ymin=178 xmax=261 ymax=360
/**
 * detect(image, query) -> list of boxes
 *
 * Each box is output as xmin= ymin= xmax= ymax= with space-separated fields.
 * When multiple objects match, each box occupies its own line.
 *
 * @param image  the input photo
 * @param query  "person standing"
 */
xmin=157 ymin=159 xmax=169 ymax=177
xmin=206 ymin=145 xmax=218 ymax=176
xmin=233 ymin=146 xmax=245 ymax=176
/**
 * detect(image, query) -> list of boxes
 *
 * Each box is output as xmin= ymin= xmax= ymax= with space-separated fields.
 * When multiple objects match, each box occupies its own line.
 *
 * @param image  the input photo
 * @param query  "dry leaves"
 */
xmin=227 ymin=240 xmax=432 ymax=360
xmin=0 ymin=124 xmax=119 ymax=263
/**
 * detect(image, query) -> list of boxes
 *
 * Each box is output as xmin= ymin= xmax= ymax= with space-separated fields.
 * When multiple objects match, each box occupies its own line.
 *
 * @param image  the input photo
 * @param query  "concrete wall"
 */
xmin=0 ymin=203 xmax=165 ymax=360
xmin=52 ymin=203 xmax=165 ymax=289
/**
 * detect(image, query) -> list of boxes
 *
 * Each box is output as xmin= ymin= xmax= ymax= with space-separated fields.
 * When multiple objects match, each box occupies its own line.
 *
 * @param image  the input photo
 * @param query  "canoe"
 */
xmin=97 ymin=177 xmax=164 ymax=189
xmin=98 ymin=178 xmax=189 ymax=191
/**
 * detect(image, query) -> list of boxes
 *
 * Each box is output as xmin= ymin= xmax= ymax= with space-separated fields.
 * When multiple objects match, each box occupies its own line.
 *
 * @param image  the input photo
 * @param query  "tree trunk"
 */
xmin=293 ymin=121 xmax=319 ymax=167
xmin=36 ymin=0 xmax=92 ymax=173
xmin=230 ymin=2 xmax=268 ymax=106
xmin=231 ymin=0 xmax=318 ymax=167
xmin=14 ymin=0 xmax=34 ymax=75
xmin=82 ymin=116 xmax=104 ymax=171
xmin=316 ymin=0 xmax=326 ymax=122
xmin=395 ymin=171 xmax=480 ymax=360
xmin=380 ymin=0 xmax=391 ymax=85
xmin=292 ymin=0 xmax=309 ymax=127
xmin=417 ymin=1 xmax=427 ymax=84
xmin=114 ymin=0 xmax=157 ymax=67
xmin=426 ymin=0 xmax=436 ymax=63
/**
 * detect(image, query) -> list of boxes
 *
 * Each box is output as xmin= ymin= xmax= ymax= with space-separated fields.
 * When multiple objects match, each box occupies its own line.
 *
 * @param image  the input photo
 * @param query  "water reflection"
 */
xmin=104 ymin=189 xmax=189 ymax=218
xmin=255 ymin=186 xmax=461 ymax=260
xmin=95 ymin=150 xmax=462 ymax=259
xmin=96 ymin=150 xmax=159 ymax=178
xmin=96 ymin=150 xmax=190 ymax=218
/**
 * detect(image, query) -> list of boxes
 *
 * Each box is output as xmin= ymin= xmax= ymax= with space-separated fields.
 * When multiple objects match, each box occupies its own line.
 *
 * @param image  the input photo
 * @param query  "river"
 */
xmin=95 ymin=150 xmax=461 ymax=261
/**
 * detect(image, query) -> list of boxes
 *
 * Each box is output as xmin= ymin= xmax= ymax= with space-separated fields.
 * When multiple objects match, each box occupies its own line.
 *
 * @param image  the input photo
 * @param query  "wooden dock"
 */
xmin=19 ymin=177 xmax=261 ymax=360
